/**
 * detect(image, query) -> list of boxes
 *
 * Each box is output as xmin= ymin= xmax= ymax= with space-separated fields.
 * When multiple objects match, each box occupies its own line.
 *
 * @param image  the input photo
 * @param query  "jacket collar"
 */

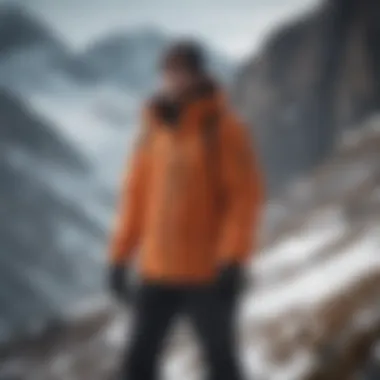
xmin=149 ymin=78 xmax=223 ymax=126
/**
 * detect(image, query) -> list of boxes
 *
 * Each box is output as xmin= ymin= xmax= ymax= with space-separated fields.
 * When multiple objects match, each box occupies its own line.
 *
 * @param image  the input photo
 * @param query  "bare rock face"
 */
xmin=234 ymin=0 xmax=380 ymax=194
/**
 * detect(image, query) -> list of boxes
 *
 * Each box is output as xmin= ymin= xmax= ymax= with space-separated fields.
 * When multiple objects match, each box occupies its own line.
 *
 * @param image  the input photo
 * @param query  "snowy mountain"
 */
xmin=0 ymin=3 xmax=235 ymax=98
xmin=0 ymin=90 xmax=107 ymax=345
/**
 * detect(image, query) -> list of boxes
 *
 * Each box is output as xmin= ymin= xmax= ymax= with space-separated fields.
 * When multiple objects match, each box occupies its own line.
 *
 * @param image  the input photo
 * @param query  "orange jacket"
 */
xmin=110 ymin=84 xmax=264 ymax=285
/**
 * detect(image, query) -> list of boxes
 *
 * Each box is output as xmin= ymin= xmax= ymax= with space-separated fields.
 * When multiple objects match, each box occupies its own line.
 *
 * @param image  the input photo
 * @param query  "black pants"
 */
xmin=119 ymin=284 xmax=243 ymax=380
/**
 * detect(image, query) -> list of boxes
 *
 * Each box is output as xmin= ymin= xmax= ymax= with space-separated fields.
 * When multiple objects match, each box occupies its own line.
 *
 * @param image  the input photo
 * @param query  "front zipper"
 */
xmin=160 ymin=128 xmax=182 ymax=278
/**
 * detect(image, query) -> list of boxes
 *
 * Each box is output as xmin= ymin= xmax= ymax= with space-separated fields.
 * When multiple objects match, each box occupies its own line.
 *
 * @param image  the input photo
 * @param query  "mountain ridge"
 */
xmin=0 ymin=2 xmax=67 ymax=55
xmin=0 ymin=2 xmax=235 ymax=95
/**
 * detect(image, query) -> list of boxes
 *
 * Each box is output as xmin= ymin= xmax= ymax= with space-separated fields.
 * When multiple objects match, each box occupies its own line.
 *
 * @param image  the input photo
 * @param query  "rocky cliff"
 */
xmin=235 ymin=0 xmax=380 ymax=194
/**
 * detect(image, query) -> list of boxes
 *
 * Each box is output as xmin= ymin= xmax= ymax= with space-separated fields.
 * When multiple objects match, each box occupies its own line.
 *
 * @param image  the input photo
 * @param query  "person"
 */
xmin=108 ymin=40 xmax=264 ymax=380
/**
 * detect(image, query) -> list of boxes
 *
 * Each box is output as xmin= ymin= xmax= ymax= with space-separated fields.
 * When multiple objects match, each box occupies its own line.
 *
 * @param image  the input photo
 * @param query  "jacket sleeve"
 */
xmin=109 ymin=113 xmax=151 ymax=265
xmin=217 ymin=113 xmax=264 ymax=264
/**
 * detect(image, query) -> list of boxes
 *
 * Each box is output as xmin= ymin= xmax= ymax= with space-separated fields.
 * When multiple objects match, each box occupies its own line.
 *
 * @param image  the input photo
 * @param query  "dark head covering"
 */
xmin=161 ymin=40 xmax=206 ymax=75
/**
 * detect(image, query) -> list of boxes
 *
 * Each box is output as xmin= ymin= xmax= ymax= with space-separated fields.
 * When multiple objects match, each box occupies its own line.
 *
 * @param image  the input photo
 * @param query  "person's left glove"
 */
xmin=109 ymin=264 xmax=130 ymax=303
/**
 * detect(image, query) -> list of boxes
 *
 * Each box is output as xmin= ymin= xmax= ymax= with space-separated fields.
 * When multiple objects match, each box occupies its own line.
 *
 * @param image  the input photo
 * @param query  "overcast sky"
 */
xmin=8 ymin=0 xmax=320 ymax=59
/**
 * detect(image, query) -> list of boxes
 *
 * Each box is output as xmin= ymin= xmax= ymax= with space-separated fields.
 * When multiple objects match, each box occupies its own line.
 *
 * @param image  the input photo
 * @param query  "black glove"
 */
xmin=109 ymin=264 xmax=130 ymax=302
xmin=217 ymin=263 xmax=244 ymax=301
